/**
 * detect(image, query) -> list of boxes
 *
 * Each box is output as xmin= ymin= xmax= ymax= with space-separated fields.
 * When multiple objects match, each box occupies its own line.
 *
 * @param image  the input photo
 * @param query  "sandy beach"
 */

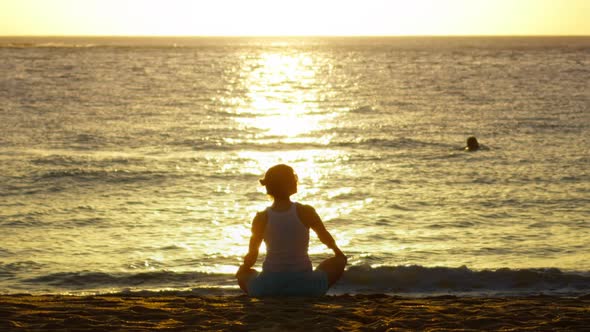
xmin=1 ymin=294 xmax=589 ymax=331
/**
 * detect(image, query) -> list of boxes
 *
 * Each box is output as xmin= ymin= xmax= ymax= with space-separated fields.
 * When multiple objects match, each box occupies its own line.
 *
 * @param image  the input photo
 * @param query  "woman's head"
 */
xmin=260 ymin=164 xmax=298 ymax=200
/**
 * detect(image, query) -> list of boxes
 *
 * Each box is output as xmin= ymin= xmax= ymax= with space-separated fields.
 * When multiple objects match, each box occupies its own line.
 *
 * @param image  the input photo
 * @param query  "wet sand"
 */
xmin=1 ymin=294 xmax=589 ymax=331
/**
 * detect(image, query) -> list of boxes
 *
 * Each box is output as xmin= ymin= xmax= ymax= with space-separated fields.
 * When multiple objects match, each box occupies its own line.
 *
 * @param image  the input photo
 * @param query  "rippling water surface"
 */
xmin=1 ymin=37 xmax=589 ymax=295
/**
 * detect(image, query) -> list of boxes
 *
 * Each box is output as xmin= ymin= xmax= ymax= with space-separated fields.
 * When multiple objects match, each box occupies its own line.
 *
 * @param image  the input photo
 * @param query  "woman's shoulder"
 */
xmin=251 ymin=210 xmax=268 ymax=233
xmin=295 ymin=202 xmax=321 ymax=228
xmin=255 ymin=207 xmax=268 ymax=216
xmin=253 ymin=209 xmax=268 ymax=223
xmin=295 ymin=202 xmax=317 ymax=215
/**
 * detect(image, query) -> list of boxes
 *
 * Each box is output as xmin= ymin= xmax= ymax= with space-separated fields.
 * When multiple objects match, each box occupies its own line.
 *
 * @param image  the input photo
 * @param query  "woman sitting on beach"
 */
xmin=236 ymin=164 xmax=347 ymax=297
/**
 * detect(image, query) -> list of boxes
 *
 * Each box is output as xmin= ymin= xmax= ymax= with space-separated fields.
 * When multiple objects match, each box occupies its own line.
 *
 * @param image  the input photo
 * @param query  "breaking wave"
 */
xmin=11 ymin=265 xmax=590 ymax=296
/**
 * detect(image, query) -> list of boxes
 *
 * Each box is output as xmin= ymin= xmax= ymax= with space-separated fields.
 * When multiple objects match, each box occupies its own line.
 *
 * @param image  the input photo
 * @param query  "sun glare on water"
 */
xmin=234 ymin=52 xmax=336 ymax=139
xmin=228 ymin=48 xmax=344 ymax=188
xmin=198 ymin=48 xmax=360 ymax=272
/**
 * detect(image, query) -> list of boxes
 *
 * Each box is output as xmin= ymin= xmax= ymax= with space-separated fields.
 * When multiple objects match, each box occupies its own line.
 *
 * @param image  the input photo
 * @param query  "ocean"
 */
xmin=1 ymin=36 xmax=589 ymax=296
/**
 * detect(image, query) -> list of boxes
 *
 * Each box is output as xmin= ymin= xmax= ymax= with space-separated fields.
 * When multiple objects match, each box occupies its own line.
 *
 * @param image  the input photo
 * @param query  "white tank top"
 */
xmin=262 ymin=203 xmax=313 ymax=272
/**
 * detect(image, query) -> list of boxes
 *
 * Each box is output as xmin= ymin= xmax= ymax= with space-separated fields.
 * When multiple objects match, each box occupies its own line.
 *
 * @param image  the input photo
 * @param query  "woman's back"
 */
xmin=263 ymin=203 xmax=312 ymax=272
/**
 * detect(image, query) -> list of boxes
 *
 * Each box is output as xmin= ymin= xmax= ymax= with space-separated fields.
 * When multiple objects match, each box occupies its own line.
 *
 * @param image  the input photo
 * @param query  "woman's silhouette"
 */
xmin=236 ymin=164 xmax=347 ymax=296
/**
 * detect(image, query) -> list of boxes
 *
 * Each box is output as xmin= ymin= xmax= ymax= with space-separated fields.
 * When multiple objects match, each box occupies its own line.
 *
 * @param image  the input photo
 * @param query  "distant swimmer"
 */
xmin=236 ymin=164 xmax=347 ymax=297
xmin=465 ymin=136 xmax=480 ymax=152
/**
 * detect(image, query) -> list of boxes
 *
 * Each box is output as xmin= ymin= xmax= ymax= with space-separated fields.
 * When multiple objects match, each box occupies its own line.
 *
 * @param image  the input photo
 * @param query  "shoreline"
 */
xmin=1 ymin=294 xmax=589 ymax=331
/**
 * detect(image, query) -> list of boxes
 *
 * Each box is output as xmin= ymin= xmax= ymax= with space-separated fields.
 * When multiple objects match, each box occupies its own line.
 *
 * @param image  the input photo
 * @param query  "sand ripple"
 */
xmin=1 ymin=294 xmax=589 ymax=331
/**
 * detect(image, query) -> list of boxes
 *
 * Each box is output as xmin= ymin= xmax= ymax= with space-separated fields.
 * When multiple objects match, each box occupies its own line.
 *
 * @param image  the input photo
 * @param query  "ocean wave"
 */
xmin=23 ymin=270 xmax=232 ymax=289
xmin=18 ymin=265 xmax=590 ymax=296
xmin=0 ymin=40 xmax=184 ymax=49
xmin=189 ymin=139 xmax=333 ymax=152
xmin=169 ymin=138 xmax=238 ymax=151
xmin=338 ymin=265 xmax=590 ymax=295
xmin=349 ymin=105 xmax=380 ymax=114
xmin=31 ymin=154 xmax=140 ymax=167
xmin=35 ymin=168 xmax=173 ymax=184
xmin=0 ymin=261 xmax=45 ymax=277
xmin=0 ymin=248 xmax=14 ymax=257
xmin=0 ymin=213 xmax=109 ymax=229
xmin=0 ymin=38 xmax=241 ymax=49
xmin=0 ymin=42 xmax=99 ymax=49
xmin=336 ymin=137 xmax=450 ymax=150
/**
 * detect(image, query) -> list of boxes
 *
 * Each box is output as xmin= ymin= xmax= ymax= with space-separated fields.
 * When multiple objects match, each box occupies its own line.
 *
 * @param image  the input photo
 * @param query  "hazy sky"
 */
xmin=1 ymin=0 xmax=589 ymax=36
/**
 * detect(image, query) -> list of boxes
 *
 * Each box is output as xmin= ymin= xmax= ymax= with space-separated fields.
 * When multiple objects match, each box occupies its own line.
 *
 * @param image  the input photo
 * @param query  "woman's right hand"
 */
xmin=334 ymin=248 xmax=347 ymax=264
xmin=243 ymin=252 xmax=257 ymax=269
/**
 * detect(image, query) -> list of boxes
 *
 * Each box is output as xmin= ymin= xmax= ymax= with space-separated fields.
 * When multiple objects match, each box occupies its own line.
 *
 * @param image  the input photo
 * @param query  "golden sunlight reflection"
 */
xmin=233 ymin=51 xmax=337 ymax=141
xmin=200 ymin=265 xmax=243 ymax=275
xmin=233 ymin=149 xmax=346 ymax=187
xmin=206 ymin=50 xmax=368 ymax=274
xmin=238 ymin=113 xmax=329 ymax=138
xmin=205 ymin=224 xmax=252 ymax=257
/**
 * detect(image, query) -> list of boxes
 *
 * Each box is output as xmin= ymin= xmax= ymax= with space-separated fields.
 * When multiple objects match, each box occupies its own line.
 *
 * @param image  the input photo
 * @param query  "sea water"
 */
xmin=1 ymin=36 xmax=589 ymax=296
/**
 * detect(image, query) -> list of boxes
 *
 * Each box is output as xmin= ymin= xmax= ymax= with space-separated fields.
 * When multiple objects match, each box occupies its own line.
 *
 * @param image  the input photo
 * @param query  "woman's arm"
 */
xmin=241 ymin=211 xmax=266 ymax=269
xmin=298 ymin=204 xmax=346 ymax=258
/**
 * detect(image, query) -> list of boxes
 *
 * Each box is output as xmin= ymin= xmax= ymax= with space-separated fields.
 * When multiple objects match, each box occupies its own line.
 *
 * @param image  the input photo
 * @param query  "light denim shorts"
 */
xmin=247 ymin=270 xmax=329 ymax=297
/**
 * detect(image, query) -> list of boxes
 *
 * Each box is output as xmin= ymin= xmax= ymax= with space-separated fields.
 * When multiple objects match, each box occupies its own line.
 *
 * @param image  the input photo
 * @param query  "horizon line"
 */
xmin=1 ymin=34 xmax=590 ymax=38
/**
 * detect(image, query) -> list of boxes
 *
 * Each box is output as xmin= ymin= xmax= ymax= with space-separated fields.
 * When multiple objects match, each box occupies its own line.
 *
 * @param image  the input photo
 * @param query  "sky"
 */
xmin=0 ymin=0 xmax=589 ymax=36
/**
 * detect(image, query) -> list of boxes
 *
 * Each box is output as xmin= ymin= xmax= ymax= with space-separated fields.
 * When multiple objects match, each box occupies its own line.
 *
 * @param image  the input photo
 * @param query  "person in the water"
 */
xmin=236 ymin=164 xmax=347 ymax=297
xmin=465 ymin=136 xmax=480 ymax=151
